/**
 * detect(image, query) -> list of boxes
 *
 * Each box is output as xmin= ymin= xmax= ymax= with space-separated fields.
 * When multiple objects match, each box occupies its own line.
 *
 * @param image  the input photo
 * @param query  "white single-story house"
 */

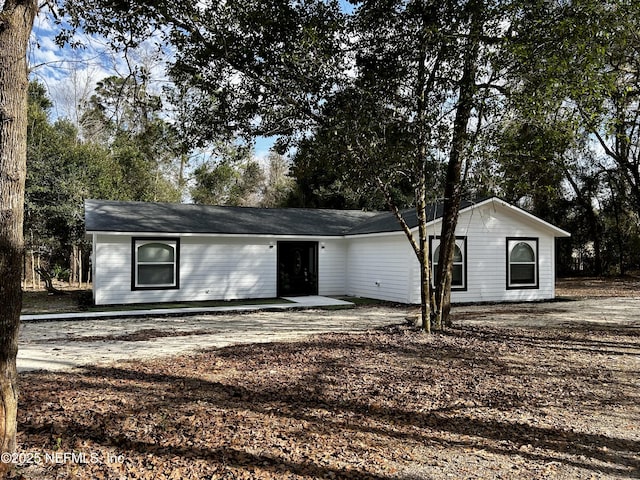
xmin=85 ymin=196 xmax=570 ymax=306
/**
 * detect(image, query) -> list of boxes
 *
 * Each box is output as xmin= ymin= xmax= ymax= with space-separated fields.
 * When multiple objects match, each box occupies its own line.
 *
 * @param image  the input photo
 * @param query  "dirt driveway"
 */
xmin=18 ymin=292 xmax=640 ymax=372
xmin=17 ymin=307 xmax=408 ymax=372
xmin=452 ymin=296 xmax=640 ymax=328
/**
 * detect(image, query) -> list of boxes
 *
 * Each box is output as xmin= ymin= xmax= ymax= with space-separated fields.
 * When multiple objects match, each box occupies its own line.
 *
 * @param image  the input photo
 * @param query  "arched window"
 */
xmin=507 ymin=238 xmax=538 ymax=288
xmin=431 ymin=237 xmax=467 ymax=290
xmin=133 ymin=239 xmax=179 ymax=289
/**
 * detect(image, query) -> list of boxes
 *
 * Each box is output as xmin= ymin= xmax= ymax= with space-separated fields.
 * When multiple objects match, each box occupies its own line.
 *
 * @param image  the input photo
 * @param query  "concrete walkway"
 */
xmin=20 ymin=295 xmax=353 ymax=322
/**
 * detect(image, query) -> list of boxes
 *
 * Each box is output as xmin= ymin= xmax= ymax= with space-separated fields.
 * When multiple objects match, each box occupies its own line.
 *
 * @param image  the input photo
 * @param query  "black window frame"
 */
xmin=131 ymin=237 xmax=180 ymax=291
xmin=429 ymin=236 xmax=468 ymax=292
xmin=506 ymin=237 xmax=539 ymax=290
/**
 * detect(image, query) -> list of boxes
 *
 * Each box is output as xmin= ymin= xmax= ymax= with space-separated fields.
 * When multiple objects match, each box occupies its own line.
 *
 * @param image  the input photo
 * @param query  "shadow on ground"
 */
xmin=13 ymin=323 xmax=640 ymax=479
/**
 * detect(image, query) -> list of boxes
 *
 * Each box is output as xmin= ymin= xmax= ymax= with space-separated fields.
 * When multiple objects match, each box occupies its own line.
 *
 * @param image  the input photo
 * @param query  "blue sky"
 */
xmin=29 ymin=1 xmax=357 ymax=161
xmin=29 ymin=21 xmax=280 ymax=161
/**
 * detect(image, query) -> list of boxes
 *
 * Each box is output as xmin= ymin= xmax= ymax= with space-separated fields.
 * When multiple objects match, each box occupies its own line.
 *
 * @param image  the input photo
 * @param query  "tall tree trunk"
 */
xmin=179 ymin=152 xmax=187 ymax=196
xmin=563 ymin=168 xmax=603 ymax=275
xmin=36 ymin=253 xmax=41 ymax=289
xmin=412 ymin=5 xmax=441 ymax=332
xmin=0 ymin=1 xmax=38 ymax=475
xmin=70 ymin=244 xmax=75 ymax=287
xmin=30 ymin=250 xmax=35 ymax=289
xmin=375 ymin=176 xmax=428 ymax=329
xmin=78 ymin=248 xmax=83 ymax=287
xmin=416 ymin=168 xmax=431 ymax=333
xmin=607 ymin=174 xmax=627 ymax=275
xmin=434 ymin=1 xmax=482 ymax=330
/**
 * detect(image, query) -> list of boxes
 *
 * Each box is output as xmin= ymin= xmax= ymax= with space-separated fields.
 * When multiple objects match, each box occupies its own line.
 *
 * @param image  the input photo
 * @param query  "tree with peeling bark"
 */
xmin=431 ymin=0 xmax=487 ymax=330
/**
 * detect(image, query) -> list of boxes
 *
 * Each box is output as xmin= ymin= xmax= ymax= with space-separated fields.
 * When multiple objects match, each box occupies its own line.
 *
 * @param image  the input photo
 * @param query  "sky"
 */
xmin=28 ymin=2 xmax=355 ymax=162
xmin=31 ymin=14 xmax=117 ymax=121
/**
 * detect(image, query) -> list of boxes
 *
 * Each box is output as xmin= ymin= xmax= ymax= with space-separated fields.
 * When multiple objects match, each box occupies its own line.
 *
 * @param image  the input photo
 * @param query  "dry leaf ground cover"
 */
xmin=9 ymin=280 xmax=640 ymax=480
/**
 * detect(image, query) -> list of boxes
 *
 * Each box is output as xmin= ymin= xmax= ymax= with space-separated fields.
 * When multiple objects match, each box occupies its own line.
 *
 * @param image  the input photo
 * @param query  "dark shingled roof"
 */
xmin=84 ymin=199 xmax=478 ymax=236
xmin=85 ymin=200 xmax=380 ymax=236
xmin=346 ymin=199 xmax=475 ymax=235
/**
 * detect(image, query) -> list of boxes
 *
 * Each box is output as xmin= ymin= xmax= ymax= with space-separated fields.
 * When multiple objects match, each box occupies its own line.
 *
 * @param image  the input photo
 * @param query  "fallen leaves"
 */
xmin=35 ymin=328 xmax=220 ymax=344
xmin=556 ymin=277 xmax=640 ymax=298
xmin=9 ymin=321 xmax=640 ymax=479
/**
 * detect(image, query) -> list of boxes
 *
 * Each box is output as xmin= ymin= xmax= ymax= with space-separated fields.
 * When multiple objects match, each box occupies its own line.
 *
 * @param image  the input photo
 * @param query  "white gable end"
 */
xmin=418 ymin=199 xmax=566 ymax=303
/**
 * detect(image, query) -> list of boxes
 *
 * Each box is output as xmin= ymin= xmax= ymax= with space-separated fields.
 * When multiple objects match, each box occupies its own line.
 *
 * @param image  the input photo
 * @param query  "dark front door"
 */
xmin=277 ymin=241 xmax=319 ymax=296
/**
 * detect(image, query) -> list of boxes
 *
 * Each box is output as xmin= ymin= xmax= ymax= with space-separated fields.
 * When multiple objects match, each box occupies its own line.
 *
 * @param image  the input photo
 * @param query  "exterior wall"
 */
xmin=345 ymin=234 xmax=416 ymax=303
xmin=94 ymin=235 xmax=277 ymax=305
xmin=317 ymin=239 xmax=348 ymax=296
xmin=91 ymin=199 xmax=564 ymax=305
xmin=93 ymin=235 xmax=349 ymax=305
xmin=408 ymin=201 xmax=559 ymax=304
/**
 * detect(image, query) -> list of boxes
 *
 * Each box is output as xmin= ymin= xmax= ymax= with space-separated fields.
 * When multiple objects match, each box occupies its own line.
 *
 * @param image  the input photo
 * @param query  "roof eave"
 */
xmin=84 ymin=230 xmax=349 ymax=239
xmin=487 ymin=197 xmax=571 ymax=237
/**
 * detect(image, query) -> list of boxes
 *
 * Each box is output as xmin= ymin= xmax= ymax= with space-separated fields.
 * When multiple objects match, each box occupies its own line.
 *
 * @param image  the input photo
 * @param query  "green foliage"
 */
xmin=80 ymin=75 xmax=183 ymax=203
xmin=191 ymin=143 xmax=264 ymax=206
xmin=261 ymin=152 xmax=295 ymax=208
xmin=51 ymin=265 xmax=71 ymax=282
xmin=494 ymin=118 xmax=573 ymax=215
xmin=482 ymin=0 xmax=640 ymax=275
xmin=26 ymin=81 xmax=119 ymax=260
xmin=287 ymin=89 xmax=419 ymax=209
xmin=166 ymin=0 xmax=346 ymax=145
xmin=505 ymin=0 xmax=640 ymax=214
xmin=191 ymin=147 xmax=297 ymax=208
xmin=25 ymin=77 xmax=183 ymax=274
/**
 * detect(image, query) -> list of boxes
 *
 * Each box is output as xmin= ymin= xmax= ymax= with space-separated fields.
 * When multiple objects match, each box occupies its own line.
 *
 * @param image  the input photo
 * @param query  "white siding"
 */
xmin=92 ymin=199 xmax=565 ymax=305
xmin=94 ymin=235 xmax=349 ymax=305
xmin=346 ymin=235 xmax=415 ymax=303
xmin=409 ymin=201 xmax=559 ymax=304
xmin=94 ymin=235 xmax=277 ymax=305
xmin=94 ymin=235 xmax=130 ymax=305
xmin=318 ymin=239 xmax=348 ymax=296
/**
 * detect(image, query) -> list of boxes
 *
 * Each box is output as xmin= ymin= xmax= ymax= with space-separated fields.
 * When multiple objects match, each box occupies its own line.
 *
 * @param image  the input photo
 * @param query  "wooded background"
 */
xmin=3 ymin=0 xmax=640 ymax=468
xmin=17 ymin=0 xmax=640 ymax=290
